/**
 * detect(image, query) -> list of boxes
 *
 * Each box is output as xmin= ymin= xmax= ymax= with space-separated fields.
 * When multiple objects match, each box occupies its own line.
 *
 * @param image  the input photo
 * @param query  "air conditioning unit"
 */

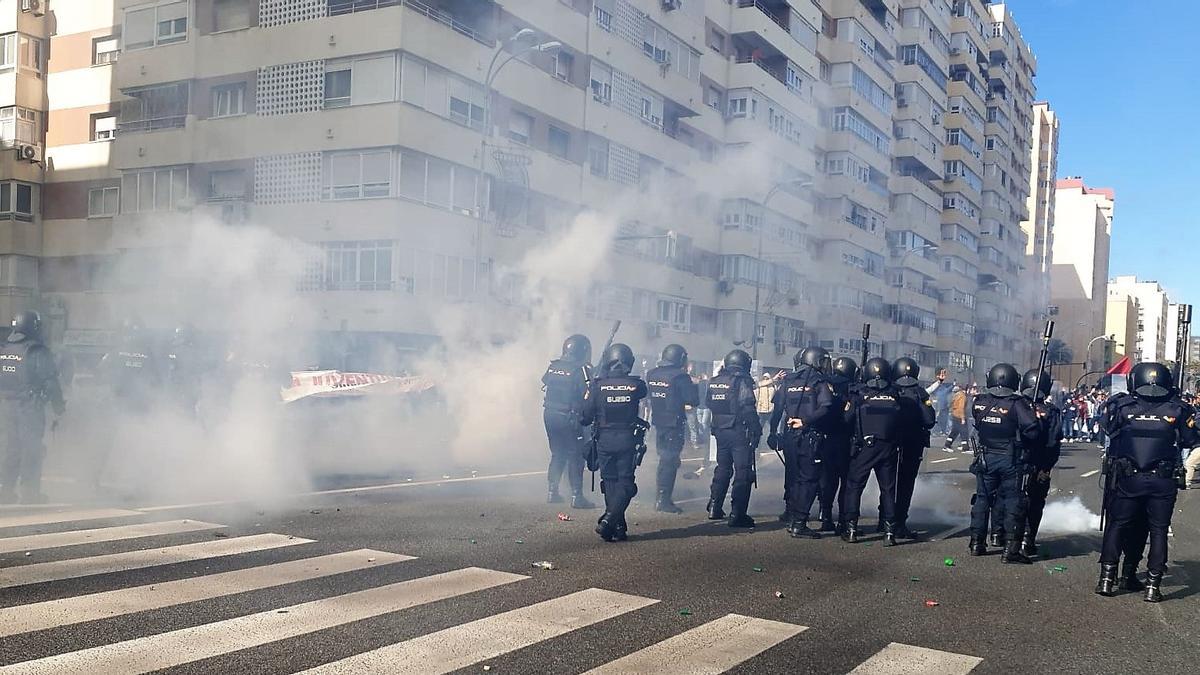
xmin=717 ymin=279 xmax=734 ymax=294
xmin=896 ymin=96 xmax=907 ymax=107
xmin=16 ymin=144 xmax=41 ymax=162
xmin=661 ymin=0 xmax=681 ymax=11
xmin=20 ymin=0 xmax=43 ymax=15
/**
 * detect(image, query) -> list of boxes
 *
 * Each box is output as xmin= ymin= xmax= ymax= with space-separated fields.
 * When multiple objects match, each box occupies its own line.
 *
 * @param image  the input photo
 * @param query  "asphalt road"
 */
xmin=2 ymin=438 xmax=1198 ymax=674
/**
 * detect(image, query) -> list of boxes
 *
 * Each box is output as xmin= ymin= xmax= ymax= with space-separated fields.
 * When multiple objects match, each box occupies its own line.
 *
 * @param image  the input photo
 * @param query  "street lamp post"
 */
xmin=750 ymin=179 xmax=812 ymax=361
xmin=889 ymin=243 xmax=938 ymax=360
xmin=1084 ymin=333 xmax=1114 ymax=373
xmin=471 ymin=31 xmax=562 ymax=296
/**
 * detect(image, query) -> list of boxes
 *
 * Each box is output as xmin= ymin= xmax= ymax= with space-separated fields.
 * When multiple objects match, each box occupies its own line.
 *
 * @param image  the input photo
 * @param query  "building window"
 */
xmin=211 ymin=83 xmax=246 ymax=118
xmin=589 ymin=61 xmax=612 ymax=104
xmin=88 ymin=186 xmax=120 ymax=218
xmin=119 ymin=82 xmax=189 ymax=132
xmin=208 ymin=169 xmax=246 ymax=201
xmin=0 ymin=181 xmax=37 ymax=221
xmin=325 ymin=53 xmax=397 ymax=109
xmin=588 ymin=138 xmax=608 ymax=178
xmin=548 ymin=126 xmax=569 ymax=159
xmin=0 ymin=107 xmax=39 ymax=146
xmin=213 ymin=0 xmax=252 ymax=32
xmin=657 ymin=298 xmax=691 ymax=332
xmin=708 ymin=28 xmax=724 ymax=53
xmin=508 ymin=112 xmax=532 ymax=145
xmin=448 ymin=95 xmax=485 ymax=130
xmin=18 ymin=34 xmax=43 ymax=72
xmin=120 ymin=166 xmax=190 ymax=213
xmin=322 ymin=149 xmax=393 ymax=200
xmin=322 ymin=241 xmax=395 ymax=291
xmin=125 ymin=1 xmax=189 ymax=51
xmin=397 ymin=150 xmax=478 ymax=214
xmin=553 ymin=51 xmax=573 ymax=82
xmin=92 ymin=113 xmax=118 ymax=142
xmin=92 ymin=36 xmax=120 ymax=65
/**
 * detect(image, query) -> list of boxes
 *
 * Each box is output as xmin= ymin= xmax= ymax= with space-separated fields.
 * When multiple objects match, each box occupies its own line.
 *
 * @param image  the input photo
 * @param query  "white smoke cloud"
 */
xmin=1037 ymin=496 xmax=1101 ymax=534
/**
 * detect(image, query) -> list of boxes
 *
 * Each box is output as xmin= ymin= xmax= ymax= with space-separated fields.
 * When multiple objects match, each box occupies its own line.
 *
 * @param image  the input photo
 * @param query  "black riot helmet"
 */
xmin=723 ymin=349 xmax=752 ymax=375
xmin=986 ymin=363 xmax=1021 ymax=393
xmin=863 ymin=357 xmax=892 ymax=388
xmin=795 ymin=346 xmax=829 ymax=371
xmin=1020 ymin=369 xmax=1051 ymax=399
xmin=603 ymin=343 xmax=635 ymax=376
xmin=561 ymin=334 xmax=592 ymax=364
xmin=832 ymin=357 xmax=859 ymax=381
xmin=660 ymin=343 xmax=688 ymax=368
xmin=893 ymin=357 xmax=920 ymax=387
xmin=1131 ymin=362 xmax=1174 ymax=400
xmin=8 ymin=310 xmax=42 ymax=342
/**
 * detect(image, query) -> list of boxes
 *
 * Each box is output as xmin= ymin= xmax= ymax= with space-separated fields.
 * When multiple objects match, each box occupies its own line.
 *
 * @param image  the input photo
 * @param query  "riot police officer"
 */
xmin=706 ymin=349 xmax=762 ymax=528
xmin=1019 ymin=368 xmax=1062 ymax=558
xmin=841 ymin=358 xmax=905 ymax=545
xmin=541 ymin=334 xmax=595 ymax=509
xmin=890 ymin=357 xmax=937 ymax=539
xmin=103 ymin=317 xmax=162 ymax=410
xmin=818 ymin=357 xmax=858 ymax=532
xmin=1097 ymin=390 xmax=1151 ymax=592
xmin=968 ymin=363 xmax=1042 ymax=563
xmin=768 ymin=347 xmax=834 ymax=538
xmin=167 ymin=323 xmax=205 ymax=418
xmin=1096 ymin=362 xmax=1198 ymax=601
xmin=0 ymin=311 xmax=65 ymax=504
xmin=645 ymin=344 xmax=699 ymax=513
xmin=581 ymin=344 xmax=648 ymax=541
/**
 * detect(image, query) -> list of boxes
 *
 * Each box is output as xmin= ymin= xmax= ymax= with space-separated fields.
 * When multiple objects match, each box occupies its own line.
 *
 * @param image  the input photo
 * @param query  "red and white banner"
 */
xmin=282 ymin=370 xmax=437 ymax=403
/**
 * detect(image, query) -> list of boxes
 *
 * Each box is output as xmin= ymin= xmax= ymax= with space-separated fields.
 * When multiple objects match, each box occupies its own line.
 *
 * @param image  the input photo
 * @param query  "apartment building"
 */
xmin=27 ymin=0 xmax=1045 ymax=379
xmin=1021 ymin=100 xmax=1057 ymax=365
xmin=1105 ymin=289 xmax=1137 ymax=363
xmin=1050 ymin=176 xmax=1112 ymax=383
xmin=1107 ymin=276 xmax=1169 ymax=364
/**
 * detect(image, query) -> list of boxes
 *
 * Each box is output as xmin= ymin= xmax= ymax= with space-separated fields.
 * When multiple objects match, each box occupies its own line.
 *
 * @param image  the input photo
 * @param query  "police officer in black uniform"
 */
xmin=1097 ymin=390 xmax=1151 ymax=592
xmin=818 ymin=357 xmax=858 ymax=533
xmin=968 ymin=363 xmax=1042 ymax=563
xmin=841 ymin=358 xmax=905 ymax=545
xmin=1019 ymin=368 xmax=1062 ymax=558
xmin=706 ymin=349 xmax=762 ymax=528
xmin=645 ymin=344 xmax=699 ymax=513
xmin=581 ymin=343 xmax=648 ymax=542
xmin=1096 ymin=362 xmax=1198 ymax=601
xmin=768 ymin=347 xmax=834 ymax=539
xmin=0 ymin=311 xmax=65 ymax=504
xmin=541 ymin=334 xmax=595 ymax=509
xmin=890 ymin=357 xmax=937 ymax=539
xmin=166 ymin=323 xmax=205 ymax=418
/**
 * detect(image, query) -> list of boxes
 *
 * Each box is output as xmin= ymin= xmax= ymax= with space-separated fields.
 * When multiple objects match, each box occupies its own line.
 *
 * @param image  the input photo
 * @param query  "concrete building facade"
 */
xmin=1108 ymin=275 xmax=1169 ymax=364
xmin=1049 ymin=176 xmax=1112 ymax=384
xmin=24 ymin=0 xmax=1045 ymax=379
xmin=1020 ymin=100 xmax=1056 ymax=366
xmin=1105 ymin=289 xmax=1137 ymax=362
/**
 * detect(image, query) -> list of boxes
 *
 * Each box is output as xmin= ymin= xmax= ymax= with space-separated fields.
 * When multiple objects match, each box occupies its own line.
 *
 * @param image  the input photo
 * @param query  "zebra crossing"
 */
xmin=0 ymin=508 xmax=984 ymax=674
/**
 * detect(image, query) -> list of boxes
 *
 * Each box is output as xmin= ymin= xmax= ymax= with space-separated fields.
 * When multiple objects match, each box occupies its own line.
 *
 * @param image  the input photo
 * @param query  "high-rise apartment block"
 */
xmin=1021 ymin=100 xmax=1056 ymax=366
xmin=1108 ymin=275 xmax=1169 ymax=364
xmin=23 ymin=1 xmax=1048 ymax=381
xmin=1050 ymin=176 xmax=1112 ymax=384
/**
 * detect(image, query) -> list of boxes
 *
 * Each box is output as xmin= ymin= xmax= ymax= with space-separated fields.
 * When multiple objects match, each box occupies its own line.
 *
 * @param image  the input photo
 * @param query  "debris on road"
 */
xmin=367 ymin=557 xmax=376 ymax=562
xmin=557 ymin=513 xmax=573 ymax=522
xmin=514 ymin=539 xmax=525 ymax=544
xmin=910 ymin=577 xmax=921 ymax=582
xmin=24 ymin=552 xmax=31 ymax=557
xmin=1047 ymin=564 xmax=1068 ymax=574
xmin=442 ymin=475 xmax=451 ymax=479
xmin=483 ymin=665 xmax=492 ymax=671
xmin=679 ymin=608 xmax=693 ymax=616
xmin=924 ymin=599 xmax=940 ymax=607
xmin=531 ymin=561 xmax=557 ymax=570
xmin=470 ymin=539 xmax=477 ymax=544
xmin=213 ymin=532 xmax=228 ymax=538
xmin=309 ymin=510 xmax=321 ymax=515
xmin=774 ymin=591 xmax=785 ymax=598
xmin=943 ymin=557 xmax=956 ymax=567
xmin=277 ymin=610 xmax=289 ymax=614
xmin=752 ymin=565 xmax=764 ymax=573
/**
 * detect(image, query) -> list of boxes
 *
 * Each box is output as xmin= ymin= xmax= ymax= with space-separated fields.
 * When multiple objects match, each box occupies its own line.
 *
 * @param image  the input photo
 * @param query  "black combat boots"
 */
xmin=968 ymin=536 xmax=987 ymax=556
xmin=788 ymin=519 xmax=820 ymax=539
xmin=1144 ymin=571 xmax=1164 ymax=603
xmin=706 ymin=499 xmax=726 ymax=520
xmin=1001 ymin=541 xmax=1032 ymax=565
xmin=1094 ymin=563 xmax=1118 ymax=597
xmin=1019 ymin=533 xmax=1038 ymax=558
xmin=882 ymin=521 xmax=897 ymax=547
xmin=547 ymin=490 xmax=563 ymax=504
xmin=595 ymin=514 xmax=617 ymax=542
xmin=728 ymin=512 xmax=755 ymax=528
xmin=987 ymin=531 xmax=1007 ymax=549
xmin=654 ymin=490 xmax=683 ymax=514
xmin=841 ymin=520 xmax=860 ymax=543
xmin=1117 ymin=560 xmax=1145 ymax=592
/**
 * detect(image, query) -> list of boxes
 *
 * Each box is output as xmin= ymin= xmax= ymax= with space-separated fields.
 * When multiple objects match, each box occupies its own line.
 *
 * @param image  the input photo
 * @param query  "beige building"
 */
xmin=1106 ymin=276 xmax=1169 ymax=363
xmin=1020 ymin=100 xmax=1057 ymax=366
xmin=1050 ymin=176 xmax=1112 ymax=385
xmin=23 ymin=1 xmax=1045 ymax=379
xmin=1105 ymin=290 xmax=1138 ymax=362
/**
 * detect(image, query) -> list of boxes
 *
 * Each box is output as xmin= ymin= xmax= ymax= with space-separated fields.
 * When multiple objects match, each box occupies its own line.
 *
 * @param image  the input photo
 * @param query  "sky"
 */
xmin=1001 ymin=0 xmax=1198 ymax=305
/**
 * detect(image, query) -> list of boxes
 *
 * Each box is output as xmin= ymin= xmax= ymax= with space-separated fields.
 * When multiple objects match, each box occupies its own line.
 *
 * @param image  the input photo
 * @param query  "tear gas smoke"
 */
xmin=1037 ymin=496 xmax=1102 ymax=534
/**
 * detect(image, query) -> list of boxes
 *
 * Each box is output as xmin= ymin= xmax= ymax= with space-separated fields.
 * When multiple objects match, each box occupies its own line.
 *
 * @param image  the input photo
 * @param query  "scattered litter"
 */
xmin=367 ymin=558 xmax=376 ymax=563
xmin=483 ymin=666 xmax=492 ymax=672
xmin=471 ymin=470 xmax=479 ymax=476
xmin=679 ymin=609 xmax=693 ymax=616
xmin=883 ymin=589 xmax=889 ymax=594
xmin=277 ymin=610 xmax=289 ymax=614
xmin=514 ymin=539 xmax=525 ymax=544
xmin=1053 ymin=565 xmax=1067 ymax=572
xmin=480 ymin=513 xmax=487 ymax=518
xmin=910 ymin=577 xmax=921 ymax=582
xmin=557 ymin=513 xmax=573 ymax=522
xmin=213 ymin=532 xmax=228 ymax=538
xmin=774 ymin=591 xmax=785 ymax=598
xmin=943 ymin=557 xmax=956 ymax=567
xmin=310 ymin=510 xmax=321 ymax=515
xmin=752 ymin=565 xmax=764 ymax=573
xmin=924 ymin=599 xmax=940 ymax=607
xmin=254 ymin=523 xmax=261 ymax=527
xmin=531 ymin=561 xmax=557 ymax=570
xmin=406 ymin=478 xmax=413 ymax=482
xmin=470 ymin=539 xmax=477 ymax=544
xmin=442 ymin=475 xmax=451 ymax=479
xmin=287 ymin=536 xmax=295 ymax=540
xmin=24 ymin=552 xmax=31 ymax=557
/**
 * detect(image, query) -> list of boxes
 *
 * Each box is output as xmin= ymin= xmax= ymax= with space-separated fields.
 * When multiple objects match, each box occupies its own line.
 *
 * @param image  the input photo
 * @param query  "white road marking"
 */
xmin=848 ymin=642 xmax=982 ymax=674
xmin=582 ymin=613 xmax=806 ymax=674
xmin=1080 ymin=470 xmax=1100 ymax=478
xmin=0 ymin=508 xmax=141 ymax=530
xmin=929 ymin=457 xmax=959 ymax=464
xmin=0 ymin=567 xmax=525 ymax=675
xmin=302 ymin=588 xmax=658 ymax=674
xmin=0 ymin=520 xmax=222 ymax=555
xmin=0 ymin=533 xmax=313 ymax=588
xmin=0 ymin=549 xmax=411 ymax=638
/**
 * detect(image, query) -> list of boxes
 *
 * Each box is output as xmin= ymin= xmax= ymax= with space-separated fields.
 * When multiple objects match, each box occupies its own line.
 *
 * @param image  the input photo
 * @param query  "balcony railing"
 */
xmin=328 ymin=0 xmax=401 ymax=15
xmin=396 ymin=0 xmax=493 ymax=46
xmin=117 ymin=116 xmax=187 ymax=133
xmin=737 ymin=0 xmax=788 ymax=33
